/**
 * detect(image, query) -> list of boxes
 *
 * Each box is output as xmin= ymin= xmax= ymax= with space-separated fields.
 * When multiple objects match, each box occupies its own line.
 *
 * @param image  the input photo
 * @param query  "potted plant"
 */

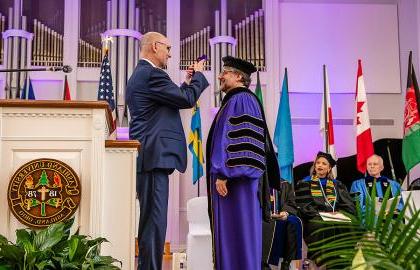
xmin=309 ymin=185 xmax=420 ymax=270
xmin=0 ymin=218 xmax=121 ymax=269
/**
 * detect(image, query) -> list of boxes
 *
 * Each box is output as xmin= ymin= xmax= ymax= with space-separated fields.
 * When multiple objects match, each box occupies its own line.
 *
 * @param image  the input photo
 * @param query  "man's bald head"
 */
xmin=140 ymin=32 xmax=171 ymax=68
xmin=140 ymin=32 xmax=166 ymax=51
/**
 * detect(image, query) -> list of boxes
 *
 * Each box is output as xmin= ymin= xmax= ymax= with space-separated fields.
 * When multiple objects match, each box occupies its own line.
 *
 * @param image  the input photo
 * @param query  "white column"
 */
xmin=165 ymin=0 xmax=181 ymax=249
xmin=63 ymin=0 xmax=80 ymax=99
xmin=166 ymin=0 xmax=181 ymax=83
xmin=0 ymin=107 xmax=5 ymax=237
xmin=89 ymin=109 xmax=106 ymax=237
xmin=264 ymin=0 xmax=281 ymax=135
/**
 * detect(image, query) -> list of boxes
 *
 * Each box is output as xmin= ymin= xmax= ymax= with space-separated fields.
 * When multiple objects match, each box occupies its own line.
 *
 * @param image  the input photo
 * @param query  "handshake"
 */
xmin=185 ymin=55 xmax=207 ymax=84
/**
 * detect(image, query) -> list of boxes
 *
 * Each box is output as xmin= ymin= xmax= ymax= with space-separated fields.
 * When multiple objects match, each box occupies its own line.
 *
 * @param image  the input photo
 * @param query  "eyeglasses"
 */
xmin=155 ymin=41 xmax=171 ymax=53
xmin=220 ymin=68 xmax=235 ymax=76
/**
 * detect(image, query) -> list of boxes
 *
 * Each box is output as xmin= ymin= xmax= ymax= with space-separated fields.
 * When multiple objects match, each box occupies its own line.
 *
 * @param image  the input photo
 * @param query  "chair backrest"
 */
xmin=401 ymin=190 xmax=420 ymax=219
xmin=408 ymin=178 xmax=420 ymax=191
xmin=187 ymin=196 xmax=210 ymax=225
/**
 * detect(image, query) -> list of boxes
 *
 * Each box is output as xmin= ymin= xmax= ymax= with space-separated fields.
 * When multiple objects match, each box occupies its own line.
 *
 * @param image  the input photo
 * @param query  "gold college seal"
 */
xmin=8 ymin=158 xmax=81 ymax=228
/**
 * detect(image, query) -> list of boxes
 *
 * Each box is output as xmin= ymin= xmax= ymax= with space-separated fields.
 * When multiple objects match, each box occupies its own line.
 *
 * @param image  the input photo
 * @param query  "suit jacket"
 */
xmin=126 ymin=59 xmax=209 ymax=174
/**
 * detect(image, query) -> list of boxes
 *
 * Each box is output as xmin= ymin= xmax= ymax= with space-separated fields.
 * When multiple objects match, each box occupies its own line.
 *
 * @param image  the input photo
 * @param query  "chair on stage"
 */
xmin=401 ymin=189 xmax=420 ymax=220
xmin=186 ymin=196 xmax=212 ymax=270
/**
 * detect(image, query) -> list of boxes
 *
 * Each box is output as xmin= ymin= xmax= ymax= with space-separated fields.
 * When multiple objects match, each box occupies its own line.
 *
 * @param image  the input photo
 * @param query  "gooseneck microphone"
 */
xmin=0 ymin=65 xmax=73 ymax=73
xmin=48 ymin=65 xmax=73 ymax=73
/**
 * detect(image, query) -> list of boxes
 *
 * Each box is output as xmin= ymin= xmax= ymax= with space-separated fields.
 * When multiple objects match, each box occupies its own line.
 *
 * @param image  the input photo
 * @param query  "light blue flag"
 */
xmin=20 ymin=77 xmax=36 ymax=100
xmin=273 ymin=69 xmax=294 ymax=183
xmin=188 ymin=102 xmax=204 ymax=184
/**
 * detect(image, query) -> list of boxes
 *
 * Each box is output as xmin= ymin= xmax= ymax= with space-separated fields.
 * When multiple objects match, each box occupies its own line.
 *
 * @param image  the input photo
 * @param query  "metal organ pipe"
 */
xmin=254 ymin=11 xmax=260 ymax=70
xmin=200 ymin=29 xmax=205 ymax=63
xmin=134 ymin=7 xmax=140 ymax=62
xmin=250 ymin=15 xmax=255 ymax=65
xmin=127 ymin=0 xmax=135 ymax=91
xmin=110 ymin=0 xmax=118 ymax=121
xmin=214 ymin=9 xmax=220 ymax=107
xmin=228 ymin=19 xmax=232 ymax=56
xmin=220 ymin=0 xmax=227 ymax=62
xmin=117 ymin=0 xmax=128 ymax=126
xmin=259 ymin=9 xmax=265 ymax=70
xmin=6 ymin=7 xmax=14 ymax=99
xmin=206 ymin=26 xmax=210 ymax=69
xmin=0 ymin=14 xmax=4 ymax=63
xmin=19 ymin=15 xmax=27 ymax=92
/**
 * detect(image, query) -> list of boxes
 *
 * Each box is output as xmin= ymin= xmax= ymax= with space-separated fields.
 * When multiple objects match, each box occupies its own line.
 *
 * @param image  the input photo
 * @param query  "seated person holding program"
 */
xmin=295 ymin=151 xmax=356 ymax=262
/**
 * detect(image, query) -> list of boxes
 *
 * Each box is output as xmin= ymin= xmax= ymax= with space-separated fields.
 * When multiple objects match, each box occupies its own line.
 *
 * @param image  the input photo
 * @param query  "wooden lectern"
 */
xmin=0 ymin=100 xmax=139 ymax=269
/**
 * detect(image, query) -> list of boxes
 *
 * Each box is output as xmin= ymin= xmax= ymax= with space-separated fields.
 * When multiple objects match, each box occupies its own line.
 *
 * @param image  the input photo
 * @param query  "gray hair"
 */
xmin=229 ymin=67 xmax=252 ymax=88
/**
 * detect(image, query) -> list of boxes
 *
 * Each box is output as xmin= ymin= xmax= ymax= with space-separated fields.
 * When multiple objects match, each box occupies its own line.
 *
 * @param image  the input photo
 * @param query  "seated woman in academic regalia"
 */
xmin=262 ymin=180 xmax=302 ymax=270
xmin=350 ymin=154 xmax=403 ymax=213
xmin=295 ymin=151 xmax=356 ymax=262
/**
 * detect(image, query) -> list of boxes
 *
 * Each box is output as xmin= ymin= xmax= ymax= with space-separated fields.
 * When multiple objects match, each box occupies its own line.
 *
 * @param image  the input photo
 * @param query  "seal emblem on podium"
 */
xmin=8 ymin=158 xmax=81 ymax=228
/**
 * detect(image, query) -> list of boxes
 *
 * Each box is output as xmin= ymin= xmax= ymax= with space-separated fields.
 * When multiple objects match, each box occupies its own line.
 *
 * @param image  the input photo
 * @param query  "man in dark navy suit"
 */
xmin=126 ymin=32 xmax=209 ymax=270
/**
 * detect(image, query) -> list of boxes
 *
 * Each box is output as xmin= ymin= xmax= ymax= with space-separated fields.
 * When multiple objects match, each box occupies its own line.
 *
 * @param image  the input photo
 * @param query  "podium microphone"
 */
xmin=48 ymin=65 xmax=73 ymax=73
xmin=0 ymin=65 xmax=73 ymax=73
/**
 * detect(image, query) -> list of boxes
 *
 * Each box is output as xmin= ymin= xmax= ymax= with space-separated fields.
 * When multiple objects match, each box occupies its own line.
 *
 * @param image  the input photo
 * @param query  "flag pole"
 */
xmin=25 ymin=74 xmax=29 ymax=100
xmin=408 ymin=51 xmax=420 ymax=189
xmin=197 ymin=180 xmax=200 ymax=197
xmin=284 ymin=67 xmax=294 ymax=188
xmin=323 ymin=65 xmax=329 ymax=153
xmin=410 ymin=52 xmax=420 ymax=123
xmin=406 ymin=51 xmax=414 ymax=189
xmin=386 ymin=139 xmax=396 ymax=180
xmin=406 ymin=52 xmax=412 ymax=189
xmin=63 ymin=75 xmax=68 ymax=100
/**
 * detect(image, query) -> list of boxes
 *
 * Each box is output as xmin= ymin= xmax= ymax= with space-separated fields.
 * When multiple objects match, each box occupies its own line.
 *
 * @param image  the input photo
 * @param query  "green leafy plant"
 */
xmin=309 ymin=185 xmax=420 ymax=270
xmin=0 ymin=218 xmax=121 ymax=270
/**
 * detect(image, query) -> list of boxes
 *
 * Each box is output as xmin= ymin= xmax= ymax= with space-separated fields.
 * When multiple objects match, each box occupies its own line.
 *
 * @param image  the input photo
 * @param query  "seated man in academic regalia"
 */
xmin=350 ymin=154 xmax=403 ymax=212
xmin=262 ymin=180 xmax=302 ymax=270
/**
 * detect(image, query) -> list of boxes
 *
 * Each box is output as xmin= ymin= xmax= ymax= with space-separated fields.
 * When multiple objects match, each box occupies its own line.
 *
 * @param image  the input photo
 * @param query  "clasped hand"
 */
xmin=272 ymin=211 xmax=289 ymax=220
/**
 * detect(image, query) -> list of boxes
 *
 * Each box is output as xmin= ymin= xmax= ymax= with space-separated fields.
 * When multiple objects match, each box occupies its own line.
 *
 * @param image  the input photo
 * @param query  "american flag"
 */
xmin=98 ymin=51 xmax=116 ymax=131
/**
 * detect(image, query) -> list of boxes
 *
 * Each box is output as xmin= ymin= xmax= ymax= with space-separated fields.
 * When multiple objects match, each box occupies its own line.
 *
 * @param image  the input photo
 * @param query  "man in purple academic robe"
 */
xmin=206 ymin=56 xmax=280 ymax=270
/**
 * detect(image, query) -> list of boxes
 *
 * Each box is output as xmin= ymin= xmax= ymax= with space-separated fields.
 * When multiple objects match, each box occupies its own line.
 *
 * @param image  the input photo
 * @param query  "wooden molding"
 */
xmin=105 ymin=140 xmax=140 ymax=150
xmin=0 ymin=100 xmax=114 ymax=133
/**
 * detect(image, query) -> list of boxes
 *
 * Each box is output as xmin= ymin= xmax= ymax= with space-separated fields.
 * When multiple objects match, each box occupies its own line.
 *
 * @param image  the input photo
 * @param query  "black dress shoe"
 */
xmin=262 ymin=262 xmax=271 ymax=270
xmin=280 ymin=260 xmax=290 ymax=270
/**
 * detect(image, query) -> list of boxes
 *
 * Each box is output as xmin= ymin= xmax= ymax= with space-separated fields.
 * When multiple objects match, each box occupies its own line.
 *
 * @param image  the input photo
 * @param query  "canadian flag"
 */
xmin=320 ymin=65 xmax=337 ymax=177
xmin=355 ymin=60 xmax=374 ymax=173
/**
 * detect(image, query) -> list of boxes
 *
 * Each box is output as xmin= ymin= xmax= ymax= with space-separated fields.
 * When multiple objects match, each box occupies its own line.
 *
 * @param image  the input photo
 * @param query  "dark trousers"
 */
xmin=137 ymin=169 xmax=169 ymax=270
xmin=262 ymin=215 xmax=303 ymax=268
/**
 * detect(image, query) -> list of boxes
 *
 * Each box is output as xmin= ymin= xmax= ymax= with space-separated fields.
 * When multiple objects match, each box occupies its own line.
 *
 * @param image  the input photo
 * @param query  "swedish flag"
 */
xmin=188 ymin=102 xmax=204 ymax=184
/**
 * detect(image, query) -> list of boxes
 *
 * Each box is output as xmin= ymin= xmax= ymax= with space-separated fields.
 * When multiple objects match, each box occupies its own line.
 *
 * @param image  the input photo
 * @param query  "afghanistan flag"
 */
xmin=402 ymin=51 xmax=420 ymax=171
